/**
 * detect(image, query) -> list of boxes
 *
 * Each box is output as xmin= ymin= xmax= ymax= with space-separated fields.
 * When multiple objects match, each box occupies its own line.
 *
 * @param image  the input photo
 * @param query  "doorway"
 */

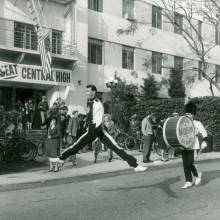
xmin=16 ymin=88 xmax=46 ymax=129
xmin=16 ymin=88 xmax=34 ymax=104
xmin=0 ymin=87 xmax=13 ymax=110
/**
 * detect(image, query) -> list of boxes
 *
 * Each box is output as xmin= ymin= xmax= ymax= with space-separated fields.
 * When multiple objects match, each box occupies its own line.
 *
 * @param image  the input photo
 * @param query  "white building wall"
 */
xmin=135 ymin=1 xmax=152 ymax=24
xmin=0 ymin=0 xmax=89 ymax=113
xmin=0 ymin=18 xmax=14 ymax=48
xmin=135 ymin=48 xmax=151 ymax=71
xmin=4 ymin=0 xmax=65 ymax=30
xmin=87 ymin=0 xmax=220 ymax=98
xmin=66 ymin=0 xmax=88 ymax=113
xmin=103 ymin=0 xmax=122 ymax=18
xmin=104 ymin=42 xmax=122 ymax=68
xmin=163 ymin=16 xmax=173 ymax=32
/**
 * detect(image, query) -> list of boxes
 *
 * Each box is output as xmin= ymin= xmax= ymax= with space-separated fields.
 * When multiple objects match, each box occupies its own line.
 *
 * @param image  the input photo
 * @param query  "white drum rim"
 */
xmin=176 ymin=116 xmax=182 ymax=146
xmin=162 ymin=117 xmax=170 ymax=147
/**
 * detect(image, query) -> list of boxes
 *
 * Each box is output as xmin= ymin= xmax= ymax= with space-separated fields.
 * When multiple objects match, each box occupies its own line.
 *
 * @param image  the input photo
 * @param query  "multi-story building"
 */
xmin=87 ymin=0 xmax=220 ymax=99
xmin=1 ymin=0 xmax=220 ymax=127
xmin=0 ymin=0 xmax=88 ymax=122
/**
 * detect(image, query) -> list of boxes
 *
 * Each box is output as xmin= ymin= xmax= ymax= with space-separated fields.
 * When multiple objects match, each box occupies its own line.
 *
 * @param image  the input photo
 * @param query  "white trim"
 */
xmin=162 ymin=117 xmax=170 ymax=147
xmin=102 ymin=128 xmax=123 ymax=150
xmin=61 ymin=129 xmax=89 ymax=154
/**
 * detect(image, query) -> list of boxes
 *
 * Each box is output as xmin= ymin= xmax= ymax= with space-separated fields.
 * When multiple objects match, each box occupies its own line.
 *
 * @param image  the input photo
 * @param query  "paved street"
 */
xmin=1 ymin=159 xmax=220 ymax=220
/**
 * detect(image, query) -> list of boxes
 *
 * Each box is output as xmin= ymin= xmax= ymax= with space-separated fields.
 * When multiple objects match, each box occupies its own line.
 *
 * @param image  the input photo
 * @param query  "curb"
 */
xmin=1 ymin=153 xmax=220 ymax=192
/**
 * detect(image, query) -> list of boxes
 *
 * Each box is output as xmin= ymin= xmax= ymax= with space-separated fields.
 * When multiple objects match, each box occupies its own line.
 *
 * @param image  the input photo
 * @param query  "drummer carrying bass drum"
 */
xmin=181 ymin=102 xmax=208 ymax=189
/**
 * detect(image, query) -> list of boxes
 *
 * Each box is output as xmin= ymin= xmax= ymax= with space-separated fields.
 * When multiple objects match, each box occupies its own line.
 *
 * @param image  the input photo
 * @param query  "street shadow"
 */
xmin=64 ymin=151 xmax=123 ymax=170
xmin=199 ymin=170 xmax=220 ymax=187
xmin=0 ymin=151 xmax=119 ymax=174
xmin=102 ymin=176 xmax=181 ymax=198
xmin=0 ymin=160 xmax=47 ymax=175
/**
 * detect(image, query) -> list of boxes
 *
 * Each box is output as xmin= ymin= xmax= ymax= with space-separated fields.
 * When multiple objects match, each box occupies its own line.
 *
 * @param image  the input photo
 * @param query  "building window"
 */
xmin=52 ymin=30 xmax=62 ymax=54
xmin=14 ymin=22 xmax=38 ymax=50
xmin=122 ymin=46 xmax=134 ymax=69
xmin=215 ymin=65 xmax=220 ymax=83
xmin=198 ymin=61 xmax=202 ymax=80
xmin=88 ymin=38 xmax=103 ymax=64
xmin=215 ymin=27 xmax=220 ymax=45
xmin=198 ymin=21 xmax=202 ymax=39
xmin=122 ymin=0 xmax=135 ymax=20
xmin=152 ymin=6 xmax=162 ymax=29
xmin=174 ymin=56 xmax=183 ymax=73
xmin=88 ymin=0 xmax=103 ymax=12
xmin=152 ymin=51 xmax=162 ymax=74
xmin=174 ymin=13 xmax=183 ymax=34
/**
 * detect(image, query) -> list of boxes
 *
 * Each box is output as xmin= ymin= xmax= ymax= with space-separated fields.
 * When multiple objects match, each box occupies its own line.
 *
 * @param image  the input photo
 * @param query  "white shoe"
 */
xmin=134 ymin=165 xmax=147 ymax=172
xmin=195 ymin=172 xmax=202 ymax=186
xmin=181 ymin=182 xmax=193 ymax=189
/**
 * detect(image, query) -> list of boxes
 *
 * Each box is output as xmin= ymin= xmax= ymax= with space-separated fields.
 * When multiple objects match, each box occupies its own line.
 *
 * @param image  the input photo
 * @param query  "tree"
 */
xmin=141 ymin=74 xmax=159 ymax=100
xmin=110 ymin=76 xmax=139 ymax=130
xmin=111 ymin=76 xmax=138 ymax=102
xmin=158 ymin=0 xmax=220 ymax=96
xmin=117 ymin=0 xmax=220 ymax=96
xmin=168 ymin=69 xmax=185 ymax=98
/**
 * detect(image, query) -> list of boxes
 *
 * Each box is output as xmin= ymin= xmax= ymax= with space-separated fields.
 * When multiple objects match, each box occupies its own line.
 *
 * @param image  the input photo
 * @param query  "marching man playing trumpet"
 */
xmin=181 ymin=102 xmax=208 ymax=189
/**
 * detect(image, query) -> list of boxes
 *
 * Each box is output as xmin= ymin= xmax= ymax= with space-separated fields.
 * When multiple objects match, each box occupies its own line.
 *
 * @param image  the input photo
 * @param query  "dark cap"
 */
xmin=184 ymin=102 xmax=197 ymax=115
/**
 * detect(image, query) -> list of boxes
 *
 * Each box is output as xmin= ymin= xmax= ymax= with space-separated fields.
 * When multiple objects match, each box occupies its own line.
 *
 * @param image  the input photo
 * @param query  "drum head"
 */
xmin=176 ymin=116 xmax=195 ymax=148
xmin=163 ymin=116 xmax=195 ymax=149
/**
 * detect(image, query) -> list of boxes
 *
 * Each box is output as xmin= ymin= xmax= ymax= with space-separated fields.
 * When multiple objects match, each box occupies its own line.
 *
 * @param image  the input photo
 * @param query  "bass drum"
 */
xmin=163 ymin=116 xmax=195 ymax=149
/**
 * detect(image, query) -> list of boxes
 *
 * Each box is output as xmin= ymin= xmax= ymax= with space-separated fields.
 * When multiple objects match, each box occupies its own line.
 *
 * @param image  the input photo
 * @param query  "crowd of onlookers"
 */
xmin=0 ymin=95 xmax=179 ymax=171
xmin=36 ymin=96 xmax=89 ymax=151
xmin=129 ymin=111 xmax=178 ymax=163
xmin=41 ymin=96 xmax=178 ymax=172
xmin=12 ymin=96 xmax=88 ymax=150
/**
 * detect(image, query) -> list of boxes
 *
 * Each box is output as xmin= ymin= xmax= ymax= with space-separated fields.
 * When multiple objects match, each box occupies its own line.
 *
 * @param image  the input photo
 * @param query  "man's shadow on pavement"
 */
xmin=102 ymin=176 xmax=182 ymax=198
xmin=64 ymin=154 xmax=113 ymax=169
xmin=102 ymin=170 xmax=220 ymax=198
xmin=199 ymin=170 xmax=220 ymax=186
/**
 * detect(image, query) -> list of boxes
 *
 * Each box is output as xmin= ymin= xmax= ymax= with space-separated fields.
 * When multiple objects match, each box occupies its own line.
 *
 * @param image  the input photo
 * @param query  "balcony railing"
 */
xmin=0 ymin=28 xmax=77 ymax=58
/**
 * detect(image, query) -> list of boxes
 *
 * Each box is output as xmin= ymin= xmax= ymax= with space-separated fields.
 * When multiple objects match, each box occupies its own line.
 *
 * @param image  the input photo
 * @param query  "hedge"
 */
xmin=113 ymin=96 xmax=220 ymax=151
xmin=113 ymin=98 xmax=185 ymax=132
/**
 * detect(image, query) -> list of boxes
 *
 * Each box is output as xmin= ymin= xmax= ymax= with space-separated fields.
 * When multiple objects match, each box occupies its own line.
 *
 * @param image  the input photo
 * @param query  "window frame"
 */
xmin=215 ymin=27 xmax=220 ymax=45
xmin=122 ymin=0 xmax=135 ymax=20
xmin=88 ymin=38 xmax=103 ymax=65
xmin=122 ymin=45 xmax=134 ymax=70
xmin=174 ymin=56 xmax=183 ymax=73
xmin=152 ymin=51 xmax=162 ymax=74
xmin=52 ymin=29 xmax=62 ymax=55
xmin=215 ymin=65 xmax=220 ymax=83
xmin=198 ymin=20 xmax=202 ymax=39
xmin=198 ymin=61 xmax=202 ymax=80
xmin=152 ymin=5 xmax=162 ymax=29
xmin=174 ymin=13 xmax=183 ymax=34
xmin=14 ymin=21 xmax=38 ymax=50
xmin=88 ymin=0 xmax=103 ymax=12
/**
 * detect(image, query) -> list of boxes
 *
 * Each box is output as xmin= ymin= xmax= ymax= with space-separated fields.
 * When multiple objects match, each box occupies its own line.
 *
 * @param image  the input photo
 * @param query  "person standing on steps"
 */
xmin=58 ymin=85 xmax=147 ymax=172
xmin=38 ymin=96 xmax=49 ymax=129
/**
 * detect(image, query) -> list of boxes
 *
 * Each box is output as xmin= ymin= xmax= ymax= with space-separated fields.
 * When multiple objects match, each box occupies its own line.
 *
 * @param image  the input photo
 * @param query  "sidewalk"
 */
xmin=1 ymin=150 xmax=220 ymax=187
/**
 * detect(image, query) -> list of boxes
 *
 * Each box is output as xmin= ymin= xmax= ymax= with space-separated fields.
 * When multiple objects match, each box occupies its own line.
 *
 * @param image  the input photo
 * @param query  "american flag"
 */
xmin=38 ymin=35 xmax=52 ymax=75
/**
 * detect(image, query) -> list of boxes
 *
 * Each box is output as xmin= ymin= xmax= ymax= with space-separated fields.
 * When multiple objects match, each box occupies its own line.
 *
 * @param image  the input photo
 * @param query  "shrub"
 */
xmin=168 ymin=69 xmax=186 ymax=98
xmin=140 ymin=74 xmax=159 ymax=100
xmin=113 ymin=96 xmax=220 ymax=150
